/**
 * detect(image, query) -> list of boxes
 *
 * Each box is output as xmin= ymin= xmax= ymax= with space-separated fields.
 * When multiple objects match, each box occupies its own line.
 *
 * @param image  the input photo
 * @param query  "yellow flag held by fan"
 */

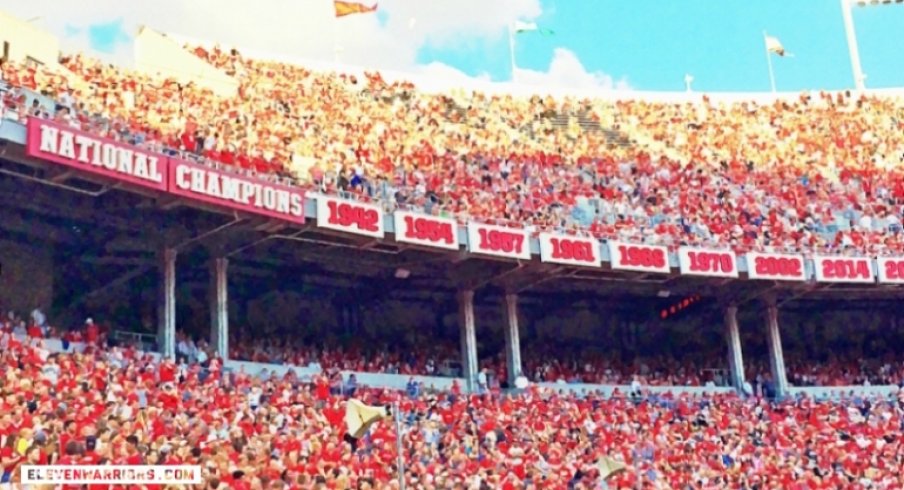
xmin=343 ymin=399 xmax=392 ymax=452
xmin=598 ymin=456 xmax=628 ymax=480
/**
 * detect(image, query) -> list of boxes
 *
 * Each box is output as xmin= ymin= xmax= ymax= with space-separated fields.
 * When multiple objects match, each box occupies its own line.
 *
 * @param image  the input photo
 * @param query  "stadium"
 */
xmin=1 ymin=1 xmax=904 ymax=488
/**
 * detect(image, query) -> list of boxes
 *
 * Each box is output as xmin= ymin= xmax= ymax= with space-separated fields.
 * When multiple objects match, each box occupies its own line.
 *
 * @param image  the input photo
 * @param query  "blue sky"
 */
xmin=5 ymin=0 xmax=904 ymax=93
xmin=417 ymin=0 xmax=904 ymax=91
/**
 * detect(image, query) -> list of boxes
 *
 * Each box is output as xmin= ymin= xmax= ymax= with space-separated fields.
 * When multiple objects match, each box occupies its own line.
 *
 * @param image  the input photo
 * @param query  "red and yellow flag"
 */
xmin=334 ymin=0 xmax=378 ymax=17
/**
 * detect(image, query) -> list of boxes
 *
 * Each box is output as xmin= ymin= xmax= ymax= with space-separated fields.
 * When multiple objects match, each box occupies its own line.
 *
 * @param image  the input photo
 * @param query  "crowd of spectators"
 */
xmin=787 ymin=355 xmax=904 ymax=388
xmin=221 ymin=319 xmax=904 ymax=388
xmin=4 ymin=303 xmax=903 ymax=389
xmin=224 ymin=330 xmax=904 ymax=389
xmin=3 ymin=47 xmax=904 ymax=256
xmin=223 ymin=331 xmax=725 ymax=387
xmin=0 ymin=311 xmax=902 ymax=489
xmin=484 ymin=347 xmax=723 ymax=387
xmin=5 ymin=38 xmax=904 ymax=488
xmin=228 ymin=336 xmax=460 ymax=378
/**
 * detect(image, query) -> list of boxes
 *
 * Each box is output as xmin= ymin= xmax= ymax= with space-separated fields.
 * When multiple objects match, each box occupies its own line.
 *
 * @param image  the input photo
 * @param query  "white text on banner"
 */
xmin=812 ymin=255 xmax=874 ymax=283
xmin=538 ymin=233 xmax=600 ymax=267
xmin=466 ymin=223 xmax=531 ymax=260
xmin=678 ymin=247 xmax=738 ymax=278
xmin=608 ymin=241 xmax=670 ymax=274
xmin=877 ymin=257 xmax=904 ymax=284
xmin=745 ymin=252 xmax=807 ymax=281
xmin=315 ymin=195 xmax=384 ymax=238
xmin=393 ymin=211 xmax=459 ymax=250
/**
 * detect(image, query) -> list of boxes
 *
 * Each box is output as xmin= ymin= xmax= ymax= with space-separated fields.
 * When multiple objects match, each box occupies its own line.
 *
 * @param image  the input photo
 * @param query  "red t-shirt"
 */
xmin=0 ymin=446 xmax=21 ymax=474
xmin=316 ymin=379 xmax=329 ymax=401
xmin=86 ymin=324 xmax=99 ymax=343
xmin=159 ymin=363 xmax=176 ymax=383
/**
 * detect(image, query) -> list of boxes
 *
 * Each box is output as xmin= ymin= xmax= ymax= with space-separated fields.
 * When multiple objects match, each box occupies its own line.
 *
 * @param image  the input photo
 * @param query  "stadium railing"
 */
xmin=536 ymin=382 xmax=736 ymax=398
xmin=787 ymin=386 xmax=900 ymax=401
xmin=110 ymin=330 xmax=158 ymax=351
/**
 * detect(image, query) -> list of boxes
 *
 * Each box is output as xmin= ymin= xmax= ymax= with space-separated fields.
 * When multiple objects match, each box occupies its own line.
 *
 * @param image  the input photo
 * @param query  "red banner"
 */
xmin=466 ymin=223 xmax=530 ymax=260
xmin=812 ymin=255 xmax=874 ymax=283
xmin=315 ymin=195 xmax=384 ymax=238
xmin=877 ymin=257 xmax=904 ymax=284
xmin=745 ymin=252 xmax=806 ymax=281
xmin=607 ymin=241 xmax=670 ymax=274
xmin=169 ymin=159 xmax=305 ymax=224
xmin=678 ymin=246 xmax=738 ymax=278
xmin=393 ymin=211 xmax=458 ymax=250
xmin=25 ymin=117 xmax=167 ymax=191
xmin=538 ymin=233 xmax=600 ymax=267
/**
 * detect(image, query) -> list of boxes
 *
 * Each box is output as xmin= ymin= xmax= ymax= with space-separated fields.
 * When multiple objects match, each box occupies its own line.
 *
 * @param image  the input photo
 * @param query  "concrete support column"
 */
xmin=458 ymin=290 xmax=478 ymax=392
xmin=209 ymin=257 xmax=229 ymax=360
xmin=503 ymin=293 xmax=523 ymax=387
xmin=157 ymin=247 xmax=177 ymax=359
xmin=765 ymin=303 xmax=789 ymax=398
xmin=723 ymin=305 xmax=746 ymax=391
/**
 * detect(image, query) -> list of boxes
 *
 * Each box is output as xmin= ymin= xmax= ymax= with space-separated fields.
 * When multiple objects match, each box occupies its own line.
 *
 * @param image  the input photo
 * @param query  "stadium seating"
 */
xmin=225 ymin=335 xmax=904 ymax=389
xmin=2 ymin=49 xmax=904 ymax=256
xmin=3 ymin=40 xmax=904 ymax=488
xmin=8 ymin=302 xmax=902 ymax=392
xmin=1 ymin=309 xmax=903 ymax=489
xmin=227 ymin=336 xmax=722 ymax=387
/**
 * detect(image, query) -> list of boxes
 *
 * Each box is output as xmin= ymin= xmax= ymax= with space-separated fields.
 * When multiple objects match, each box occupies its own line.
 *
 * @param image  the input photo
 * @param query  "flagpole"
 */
xmin=333 ymin=16 xmax=340 ymax=66
xmin=508 ymin=23 xmax=518 ymax=83
xmin=634 ymin=444 xmax=642 ymax=490
xmin=839 ymin=0 xmax=866 ymax=91
xmin=763 ymin=31 xmax=777 ymax=93
xmin=394 ymin=402 xmax=406 ymax=490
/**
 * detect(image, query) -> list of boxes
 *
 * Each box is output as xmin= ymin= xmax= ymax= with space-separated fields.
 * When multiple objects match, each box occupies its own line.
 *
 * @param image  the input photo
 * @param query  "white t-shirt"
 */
xmin=630 ymin=379 xmax=642 ymax=393
xmin=31 ymin=309 xmax=46 ymax=327
xmin=248 ymin=389 xmax=262 ymax=407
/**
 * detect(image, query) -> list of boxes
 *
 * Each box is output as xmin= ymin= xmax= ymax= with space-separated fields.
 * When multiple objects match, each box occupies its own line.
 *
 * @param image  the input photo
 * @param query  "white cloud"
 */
xmin=516 ymin=48 xmax=631 ymax=91
xmin=0 ymin=0 xmax=626 ymax=91
xmin=413 ymin=62 xmax=493 ymax=84
xmin=0 ymin=0 xmax=536 ymax=67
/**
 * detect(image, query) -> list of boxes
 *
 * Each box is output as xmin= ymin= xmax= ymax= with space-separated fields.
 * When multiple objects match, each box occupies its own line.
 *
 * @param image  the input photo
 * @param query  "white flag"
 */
xmin=512 ymin=20 xmax=538 ymax=33
xmin=765 ymin=35 xmax=786 ymax=56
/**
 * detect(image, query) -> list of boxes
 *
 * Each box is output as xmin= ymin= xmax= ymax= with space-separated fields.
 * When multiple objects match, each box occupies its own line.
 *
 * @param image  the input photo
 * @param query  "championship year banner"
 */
xmin=877 ymin=257 xmax=904 ymax=284
xmin=25 ymin=117 xmax=168 ymax=191
xmin=812 ymin=255 xmax=874 ymax=283
xmin=169 ymin=159 xmax=305 ymax=224
xmin=315 ymin=194 xmax=384 ymax=238
xmin=607 ymin=241 xmax=670 ymax=274
xmin=745 ymin=252 xmax=806 ymax=282
xmin=677 ymin=246 xmax=738 ymax=278
xmin=466 ymin=222 xmax=531 ymax=260
xmin=538 ymin=233 xmax=600 ymax=267
xmin=393 ymin=211 xmax=459 ymax=250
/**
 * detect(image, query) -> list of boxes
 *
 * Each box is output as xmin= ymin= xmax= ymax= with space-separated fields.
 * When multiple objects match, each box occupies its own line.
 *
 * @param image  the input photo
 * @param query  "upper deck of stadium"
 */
xmin=1 ymin=9 xmax=903 ymax=402
xmin=4 ymin=26 xmax=904 ymax=258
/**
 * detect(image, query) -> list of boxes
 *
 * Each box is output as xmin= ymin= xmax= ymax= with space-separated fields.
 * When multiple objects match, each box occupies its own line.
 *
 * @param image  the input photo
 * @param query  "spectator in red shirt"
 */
xmin=85 ymin=318 xmax=100 ymax=344
xmin=0 ymin=437 xmax=22 ymax=484
xmin=26 ymin=322 xmax=43 ymax=339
